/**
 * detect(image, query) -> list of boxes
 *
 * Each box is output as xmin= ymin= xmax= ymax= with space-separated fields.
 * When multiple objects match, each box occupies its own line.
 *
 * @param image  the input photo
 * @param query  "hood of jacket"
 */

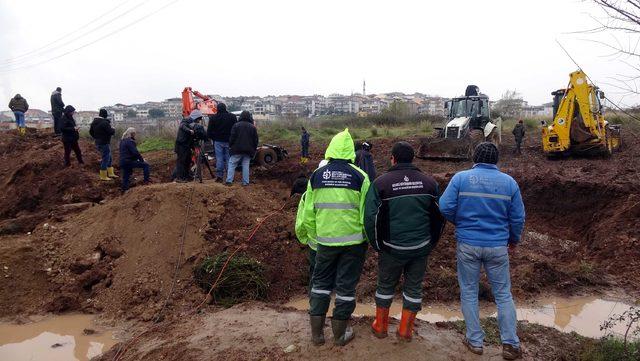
xmin=51 ymin=90 xmax=60 ymax=96
xmin=13 ymin=94 xmax=23 ymax=100
xmin=63 ymin=105 xmax=76 ymax=115
xmin=325 ymin=128 xmax=355 ymax=162
xmin=218 ymin=103 xmax=227 ymax=113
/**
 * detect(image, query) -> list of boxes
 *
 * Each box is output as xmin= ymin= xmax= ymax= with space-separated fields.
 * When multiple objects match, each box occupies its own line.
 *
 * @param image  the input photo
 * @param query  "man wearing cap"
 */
xmin=364 ymin=141 xmax=444 ymax=341
xmin=90 ymin=109 xmax=117 ymax=181
xmin=174 ymin=110 xmax=199 ymax=182
xmin=439 ymin=142 xmax=525 ymax=360
xmin=295 ymin=129 xmax=370 ymax=347
xmin=355 ymin=141 xmax=376 ymax=180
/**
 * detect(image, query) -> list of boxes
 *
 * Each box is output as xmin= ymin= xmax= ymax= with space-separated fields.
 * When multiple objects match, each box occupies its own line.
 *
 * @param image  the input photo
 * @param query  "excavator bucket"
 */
xmin=417 ymin=128 xmax=486 ymax=161
xmin=417 ymin=136 xmax=473 ymax=161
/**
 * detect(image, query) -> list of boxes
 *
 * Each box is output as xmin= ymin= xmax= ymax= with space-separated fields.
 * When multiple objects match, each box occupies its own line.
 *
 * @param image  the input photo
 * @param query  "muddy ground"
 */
xmin=96 ymin=303 xmax=594 ymax=361
xmin=0 ymin=129 xmax=638 ymax=360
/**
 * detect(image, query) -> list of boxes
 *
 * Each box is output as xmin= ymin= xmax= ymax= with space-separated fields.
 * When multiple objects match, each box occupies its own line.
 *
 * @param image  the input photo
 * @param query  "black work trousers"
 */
xmin=63 ymin=140 xmax=84 ymax=166
xmin=175 ymin=144 xmax=192 ymax=181
xmin=374 ymin=251 xmax=427 ymax=312
xmin=309 ymin=242 xmax=367 ymax=320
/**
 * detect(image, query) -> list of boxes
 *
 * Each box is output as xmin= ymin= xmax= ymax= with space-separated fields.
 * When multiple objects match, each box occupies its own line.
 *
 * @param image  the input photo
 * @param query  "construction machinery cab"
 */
xmin=442 ymin=86 xmax=492 ymax=138
xmin=419 ymin=85 xmax=501 ymax=160
xmin=542 ymin=70 xmax=621 ymax=157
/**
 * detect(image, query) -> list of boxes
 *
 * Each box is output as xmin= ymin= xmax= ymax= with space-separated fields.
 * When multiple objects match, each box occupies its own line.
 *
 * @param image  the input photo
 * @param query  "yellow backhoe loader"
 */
xmin=542 ymin=70 xmax=621 ymax=157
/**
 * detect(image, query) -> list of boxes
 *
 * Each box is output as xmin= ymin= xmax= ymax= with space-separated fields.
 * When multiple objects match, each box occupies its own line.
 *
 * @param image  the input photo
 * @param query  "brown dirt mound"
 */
xmin=0 ymin=179 xmax=307 ymax=320
xmin=0 ymin=131 xmax=123 ymax=235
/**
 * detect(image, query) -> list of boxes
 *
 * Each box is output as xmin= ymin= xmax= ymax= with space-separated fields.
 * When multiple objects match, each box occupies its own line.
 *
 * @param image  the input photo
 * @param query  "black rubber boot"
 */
xmin=310 ymin=315 xmax=326 ymax=346
xmin=331 ymin=319 xmax=355 ymax=346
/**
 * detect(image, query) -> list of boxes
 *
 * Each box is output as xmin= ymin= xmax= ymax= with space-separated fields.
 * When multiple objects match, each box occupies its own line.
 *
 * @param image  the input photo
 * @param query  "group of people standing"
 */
xmin=295 ymin=129 xmax=525 ymax=360
xmin=87 ymin=108 xmax=150 ymax=191
xmin=175 ymin=104 xmax=259 ymax=186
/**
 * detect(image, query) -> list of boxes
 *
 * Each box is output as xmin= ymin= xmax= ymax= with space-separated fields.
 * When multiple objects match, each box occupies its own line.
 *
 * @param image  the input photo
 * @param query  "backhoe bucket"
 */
xmin=417 ymin=136 xmax=473 ymax=161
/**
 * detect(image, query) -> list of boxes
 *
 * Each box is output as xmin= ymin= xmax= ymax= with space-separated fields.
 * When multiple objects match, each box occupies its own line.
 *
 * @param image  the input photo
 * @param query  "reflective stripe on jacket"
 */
xmin=364 ymin=163 xmax=444 ymax=258
xmin=295 ymin=192 xmax=317 ymax=251
xmin=439 ymin=163 xmax=525 ymax=247
xmin=295 ymin=129 xmax=370 ymax=247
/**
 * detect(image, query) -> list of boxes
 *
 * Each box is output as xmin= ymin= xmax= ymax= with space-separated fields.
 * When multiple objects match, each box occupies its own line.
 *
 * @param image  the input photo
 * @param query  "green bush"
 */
xmin=193 ymin=253 xmax=269 ymax=306
xmin=137 ymin=137 xmax=174 ymax=153
xmin=524 ymin=118 xmax=540 ymax=130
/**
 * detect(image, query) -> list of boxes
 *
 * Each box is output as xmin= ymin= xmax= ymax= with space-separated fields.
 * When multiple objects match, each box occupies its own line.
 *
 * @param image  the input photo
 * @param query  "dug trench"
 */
xmin=0 ymin=131 xmax=638 ymax=360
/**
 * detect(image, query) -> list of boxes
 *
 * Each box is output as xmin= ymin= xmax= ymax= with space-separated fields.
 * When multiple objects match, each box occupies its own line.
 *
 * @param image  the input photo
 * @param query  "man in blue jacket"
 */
xmin=439 ymin=142 xmax=525 ymax=360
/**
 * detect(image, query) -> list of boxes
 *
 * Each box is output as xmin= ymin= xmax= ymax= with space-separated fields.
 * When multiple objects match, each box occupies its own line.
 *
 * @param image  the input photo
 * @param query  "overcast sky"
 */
xmin=0 ymin=0 xmax=638 ymax=111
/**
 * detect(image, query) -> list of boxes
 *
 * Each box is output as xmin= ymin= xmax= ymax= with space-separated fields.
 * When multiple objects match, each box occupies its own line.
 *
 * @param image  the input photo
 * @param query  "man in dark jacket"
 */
xmin=355 ymin=141 xmax=376 ymax=180
xmin=119 ymin=127 xmax=150 ymax=192
xmin=207 ymin=102 xmax=237 ymax=181
xmin=8 ymin=94 xmax=29 ymax=136
xmin=512 ymin=120 xmax=525 ymax=155
xmin=50 ymin=87 xmax=64 ymax=136
xmin=364 ymin=141 xmax=444 ymax=341
xmin=301 ymin=127 xmax=310 ymax=164
xmin=174 ymin=110 xmax=198 ymax=182
xmin=226 ymin=111 xmax=259 ymax=186
xmin=60 ymin=105 xmax=84 ymax=166
xmin=90 ymin=109 xmax=117 ymax=181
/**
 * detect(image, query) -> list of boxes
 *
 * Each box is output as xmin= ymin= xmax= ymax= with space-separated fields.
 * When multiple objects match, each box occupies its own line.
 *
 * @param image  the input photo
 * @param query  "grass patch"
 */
xmin=137 ymin=137 xmax=174 ymax=153
xmin=258 ymin=116 xmax=436 ymax=144
xmin=582 ymin=337 xmax=640 ymax=361
xmin=193 ymin=253 xmax=269 ymax=306
xmin=449 ymin=318 xmax=503 ymax=345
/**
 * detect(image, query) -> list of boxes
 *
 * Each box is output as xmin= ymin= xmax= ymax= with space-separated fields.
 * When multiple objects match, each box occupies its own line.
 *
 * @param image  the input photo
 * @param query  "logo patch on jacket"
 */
xmin=320 ymin=170 xmax=354 ymax=187
xmin=312 ymin=163 xmax=364 ymax=191
xmin=392 ymin=175 xmax=424 ymax=191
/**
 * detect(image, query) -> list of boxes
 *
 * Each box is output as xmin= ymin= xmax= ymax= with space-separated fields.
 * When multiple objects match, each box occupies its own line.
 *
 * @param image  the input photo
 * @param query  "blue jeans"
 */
xmin=226 ymin=154 xmax=251 ymax=185
xmin=457 ymin=242 xmax=519 ymax=348
xmin=13 ymin=111 xmax=25 ymax=127
xmin=214 ymin=141 xmax=230 ymax=179
xmin=96 ymin=144 xmax=112 ymax=170
xmin=121 ymin=160 xmax=150 ymax=191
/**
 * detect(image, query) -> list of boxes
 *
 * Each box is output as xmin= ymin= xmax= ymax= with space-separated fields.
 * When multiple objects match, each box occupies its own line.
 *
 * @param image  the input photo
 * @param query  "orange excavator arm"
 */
xmin=182 ymin=87 xmax=218 ymax=117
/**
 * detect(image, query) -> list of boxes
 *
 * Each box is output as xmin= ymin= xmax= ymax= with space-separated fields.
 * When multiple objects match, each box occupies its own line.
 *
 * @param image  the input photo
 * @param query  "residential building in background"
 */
xmin=0 ymin=109 xmax=53 ymax=130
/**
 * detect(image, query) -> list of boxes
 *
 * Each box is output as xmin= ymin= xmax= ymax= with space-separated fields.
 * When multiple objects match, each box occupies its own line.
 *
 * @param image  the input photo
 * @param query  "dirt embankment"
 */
xmin=0 ymin=129 xmax=638 ymax=360
xmin=0 ymin=132 xmax=117 ymax=235
xmin=0 ymin=179 xmax=307 ymax=320
xmin=1 ymin=131 xmax=639 ymax=321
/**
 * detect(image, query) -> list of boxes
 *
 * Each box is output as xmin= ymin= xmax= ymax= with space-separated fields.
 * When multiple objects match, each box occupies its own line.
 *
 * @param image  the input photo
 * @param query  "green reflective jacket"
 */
xmin=295 ymin=192 xmax=317 ymax=251
xmin=295 ymin=129 xmax=371 ymax=247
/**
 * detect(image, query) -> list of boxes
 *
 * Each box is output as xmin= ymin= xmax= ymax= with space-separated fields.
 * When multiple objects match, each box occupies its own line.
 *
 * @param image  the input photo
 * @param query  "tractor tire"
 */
xmin=257 ymin=148 xmax=278 ymax=166
xmin=467 ymin=129 xmax=485 ymax=159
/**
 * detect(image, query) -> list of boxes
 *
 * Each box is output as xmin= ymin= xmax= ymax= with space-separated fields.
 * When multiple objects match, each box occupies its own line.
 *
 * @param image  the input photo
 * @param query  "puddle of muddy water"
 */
xmin=286 ymin=296 xmax=635 ymax=338
xmin=0 ymin=314 xmax=116 ymax=361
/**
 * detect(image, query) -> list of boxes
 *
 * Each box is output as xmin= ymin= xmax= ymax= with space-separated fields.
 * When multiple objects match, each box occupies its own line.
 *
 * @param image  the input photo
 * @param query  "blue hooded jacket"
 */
xmin=439 ymin=163 xmax=525 ymax=247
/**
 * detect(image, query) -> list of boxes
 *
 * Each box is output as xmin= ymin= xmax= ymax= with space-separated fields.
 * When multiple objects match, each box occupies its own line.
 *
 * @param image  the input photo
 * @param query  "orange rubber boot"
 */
xmin=396 ymin=309 xmax=417 ymax=341
xmin=371 ymin=306 xmax=389 ymax=338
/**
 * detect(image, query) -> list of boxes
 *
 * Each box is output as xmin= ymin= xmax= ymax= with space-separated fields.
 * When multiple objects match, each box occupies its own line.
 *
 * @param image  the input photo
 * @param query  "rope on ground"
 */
xmin=153 ymin=184 xmax=195 ymax=322
xmin=113 ymin=194 xmax=292 ymax=361
xmin=190 ymin=197 xmax=292 ymax=313
xmin=113 ymin=183 xmax=195 ymax=361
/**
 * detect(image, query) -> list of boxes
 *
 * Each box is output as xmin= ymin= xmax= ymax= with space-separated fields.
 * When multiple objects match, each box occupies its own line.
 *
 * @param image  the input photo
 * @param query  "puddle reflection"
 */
xmin=0 ymin=314 xmax=116 ymax=361
xmin=287 ymin=295 xmax=635 ymax=338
